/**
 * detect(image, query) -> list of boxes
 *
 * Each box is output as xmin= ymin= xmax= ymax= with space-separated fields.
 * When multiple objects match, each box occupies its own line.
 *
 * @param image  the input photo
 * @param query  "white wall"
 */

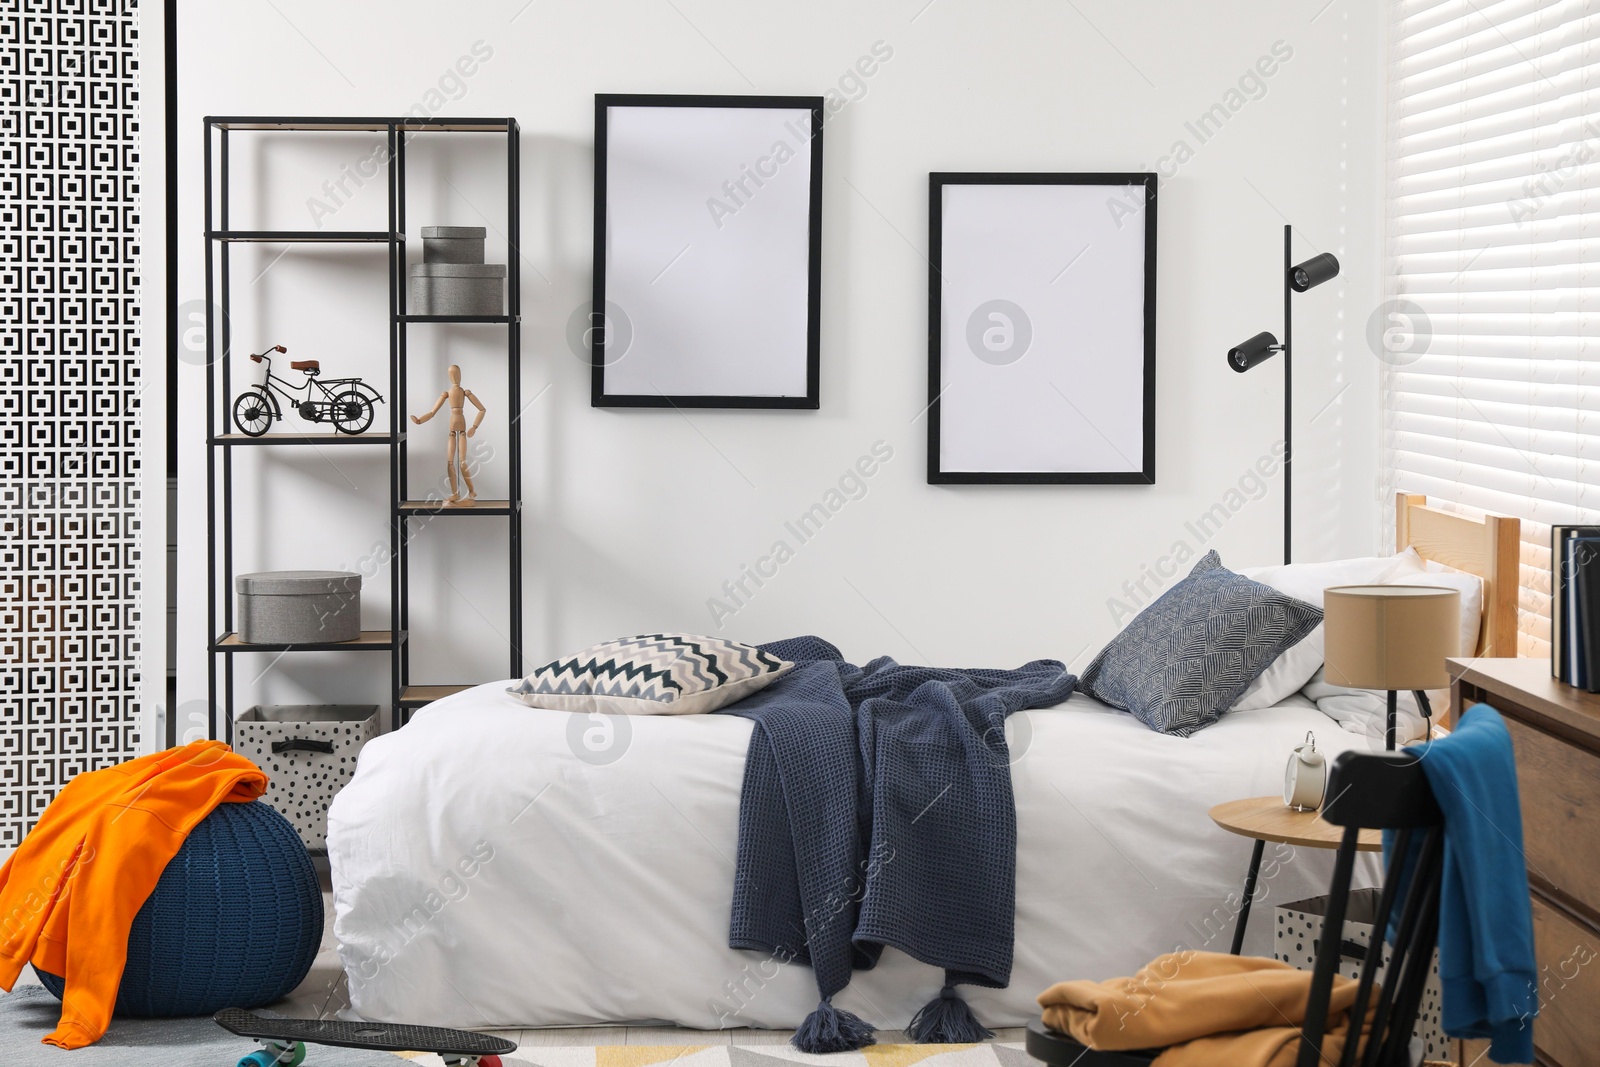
xmin=173 ymin=0 xmax=1385 ymax=723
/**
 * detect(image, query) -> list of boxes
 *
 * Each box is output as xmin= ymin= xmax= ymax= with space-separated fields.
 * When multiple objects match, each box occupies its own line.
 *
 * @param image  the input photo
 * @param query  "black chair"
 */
xmin=1026 ymin=750 xmax=1446 ymax=1067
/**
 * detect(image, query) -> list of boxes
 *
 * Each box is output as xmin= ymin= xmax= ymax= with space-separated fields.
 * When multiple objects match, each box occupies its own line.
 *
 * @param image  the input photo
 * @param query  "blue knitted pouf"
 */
xmin=36 ymin=799 xmax=322 ymax=1018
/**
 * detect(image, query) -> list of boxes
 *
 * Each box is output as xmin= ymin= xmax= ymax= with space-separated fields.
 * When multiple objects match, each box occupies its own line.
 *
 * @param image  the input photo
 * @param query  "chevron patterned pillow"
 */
xmin=508 ymin=633 xmax=795 ymax=715
xmin=1080 ymin=551 xmax=1322 ymax=737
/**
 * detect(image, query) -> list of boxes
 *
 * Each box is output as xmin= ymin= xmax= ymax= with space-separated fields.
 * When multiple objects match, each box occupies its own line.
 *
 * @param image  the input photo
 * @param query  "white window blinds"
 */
xmin=1384 ymin=0 xmax=1600 ymax=656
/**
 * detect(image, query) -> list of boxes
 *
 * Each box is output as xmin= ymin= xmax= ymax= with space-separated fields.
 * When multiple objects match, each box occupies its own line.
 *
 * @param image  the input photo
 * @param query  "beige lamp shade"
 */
xmin=1322 ymin=584 xmax=1461 ymax=691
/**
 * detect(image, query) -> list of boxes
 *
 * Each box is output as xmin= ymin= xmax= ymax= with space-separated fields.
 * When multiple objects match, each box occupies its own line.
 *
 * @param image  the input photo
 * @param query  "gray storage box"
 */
xmin=421 ymin=225 xmax=486 ymax=264
xmin=237 ymin=704 xmax=379 ymax=850
xmin=235 ymin=570 xmax=362 ymax=644
xmin=409 ymin=262 xmax=506 ymax=316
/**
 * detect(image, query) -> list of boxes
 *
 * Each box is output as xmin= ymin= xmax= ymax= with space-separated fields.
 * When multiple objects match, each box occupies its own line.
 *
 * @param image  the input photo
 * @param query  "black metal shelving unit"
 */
xmin=199 ymin=116 xmax=523 ymax=744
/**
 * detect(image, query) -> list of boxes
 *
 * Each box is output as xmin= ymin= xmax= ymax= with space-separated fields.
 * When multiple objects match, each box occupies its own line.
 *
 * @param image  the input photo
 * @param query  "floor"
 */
xmin=277 ymin=880 xmax=1026 ymax=1049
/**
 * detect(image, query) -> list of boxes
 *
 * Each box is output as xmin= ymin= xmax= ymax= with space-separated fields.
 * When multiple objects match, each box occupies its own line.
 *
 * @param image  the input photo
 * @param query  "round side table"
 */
xmin=1208 ymin=795 xmax=1383 ymax=955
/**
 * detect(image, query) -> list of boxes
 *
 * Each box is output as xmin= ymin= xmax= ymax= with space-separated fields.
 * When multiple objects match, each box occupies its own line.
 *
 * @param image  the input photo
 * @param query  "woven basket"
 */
xmin=37 ymin=800 xmax=322 ymax=1017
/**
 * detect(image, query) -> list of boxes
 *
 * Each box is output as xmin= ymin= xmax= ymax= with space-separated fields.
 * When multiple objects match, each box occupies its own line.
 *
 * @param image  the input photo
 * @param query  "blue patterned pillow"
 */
xmin=508 ymin=633 xmax=793 ymax=715
xmin=1080 ymin=551 xmax=1322 ymax=736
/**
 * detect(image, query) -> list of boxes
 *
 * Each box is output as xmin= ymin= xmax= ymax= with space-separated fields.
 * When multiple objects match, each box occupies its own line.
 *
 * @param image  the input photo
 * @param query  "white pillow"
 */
xmin=1385 ymin=547 xmax=1484 ymax=656
xmin=1230 ymin=554 xmax=1417 ymax=711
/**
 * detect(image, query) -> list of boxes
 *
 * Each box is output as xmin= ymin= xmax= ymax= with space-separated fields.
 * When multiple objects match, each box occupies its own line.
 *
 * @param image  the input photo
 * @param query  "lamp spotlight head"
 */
xmin=1289 ymin=252 xmax=1340 ymax=292
xmin=1228 ymin=331 xmax=1281 ymax=373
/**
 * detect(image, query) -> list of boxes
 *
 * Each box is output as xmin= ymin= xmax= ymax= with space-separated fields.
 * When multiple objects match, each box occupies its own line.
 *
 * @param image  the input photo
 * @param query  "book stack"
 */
xmin=1552 ymin=525 xmax=1600 ymax=691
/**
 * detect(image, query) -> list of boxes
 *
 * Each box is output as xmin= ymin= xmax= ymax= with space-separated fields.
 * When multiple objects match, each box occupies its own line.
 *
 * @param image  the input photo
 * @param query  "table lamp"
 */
xmin=1322 ymin=585 xmax=1461 ymax=750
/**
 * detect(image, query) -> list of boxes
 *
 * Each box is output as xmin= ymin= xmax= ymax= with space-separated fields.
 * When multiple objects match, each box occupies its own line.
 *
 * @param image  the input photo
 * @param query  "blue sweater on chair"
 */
xmin=1392 ymin=705 xmax=1539 ymax=1065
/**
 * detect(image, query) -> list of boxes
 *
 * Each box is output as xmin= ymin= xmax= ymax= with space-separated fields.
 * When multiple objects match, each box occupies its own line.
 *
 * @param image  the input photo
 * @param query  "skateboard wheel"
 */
xmin=482 ymin=1057 xmax=504 ymax=1067
xmin=237 ymin=1042 xmax=306 ymax=1067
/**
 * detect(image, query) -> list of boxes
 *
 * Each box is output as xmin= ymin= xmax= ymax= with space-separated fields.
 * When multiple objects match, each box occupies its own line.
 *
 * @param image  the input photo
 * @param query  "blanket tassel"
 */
xmin=793 ymin=996 xmax=877 ymax=1054
xmin=907 ymin=985 xmax=994 ymax=1044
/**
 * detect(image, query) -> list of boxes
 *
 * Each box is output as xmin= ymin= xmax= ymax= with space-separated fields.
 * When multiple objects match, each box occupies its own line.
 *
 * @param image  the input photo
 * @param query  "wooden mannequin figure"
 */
xmin=410 ymin=364 xmax=486 ymax=507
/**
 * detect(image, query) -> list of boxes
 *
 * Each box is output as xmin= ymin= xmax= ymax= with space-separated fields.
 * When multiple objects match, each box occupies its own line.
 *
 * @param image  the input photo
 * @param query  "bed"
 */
xmin=326 ymin=493 xmax=1518 ymax=1031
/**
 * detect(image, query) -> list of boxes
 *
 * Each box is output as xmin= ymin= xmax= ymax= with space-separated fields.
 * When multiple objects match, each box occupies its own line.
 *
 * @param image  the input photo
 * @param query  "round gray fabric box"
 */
xmin=421 ymin=225 xmax=486 ymax=264
xmin=409 ymin=262 xmax=506 ymax=316
xmin=235 ymin=570 xmax=362 ymax=644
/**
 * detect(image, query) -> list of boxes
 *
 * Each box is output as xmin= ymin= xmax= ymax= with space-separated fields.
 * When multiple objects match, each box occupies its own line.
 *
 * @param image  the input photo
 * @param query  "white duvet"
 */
xmin=328 ymin=684 xmax=1380 ymax=1031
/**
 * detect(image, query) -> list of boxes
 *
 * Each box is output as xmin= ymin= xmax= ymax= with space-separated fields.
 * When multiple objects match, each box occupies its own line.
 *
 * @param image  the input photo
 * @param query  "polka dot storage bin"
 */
xmin=1276 ymin=888 xmax=1446 ymax=1063
xmin=235 ymin=704 xmax=379 ymax=851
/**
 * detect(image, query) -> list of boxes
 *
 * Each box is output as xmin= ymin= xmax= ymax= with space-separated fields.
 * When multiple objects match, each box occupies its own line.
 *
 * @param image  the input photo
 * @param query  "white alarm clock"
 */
xmin=1283 ymin=732 xmax=1326 ymax=811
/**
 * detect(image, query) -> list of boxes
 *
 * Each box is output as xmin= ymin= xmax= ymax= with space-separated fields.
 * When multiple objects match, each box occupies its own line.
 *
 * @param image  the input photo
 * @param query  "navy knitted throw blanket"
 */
xmin=718 ymin=636 xmax=1077 ymax=1052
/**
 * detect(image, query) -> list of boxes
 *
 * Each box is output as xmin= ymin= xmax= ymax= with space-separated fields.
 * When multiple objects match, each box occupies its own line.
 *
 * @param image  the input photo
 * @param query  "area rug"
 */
xmin=1 ymin=988 xmax=1028 ymax=1067
xmin=0 ymin=985 xmax=406 ymax=1066
xmin=403 ymin=1044 xmax=1032 ymax=1067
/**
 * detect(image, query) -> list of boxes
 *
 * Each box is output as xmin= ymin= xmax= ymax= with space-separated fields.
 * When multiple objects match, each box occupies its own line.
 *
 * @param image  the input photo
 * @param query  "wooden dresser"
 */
xmin=1449 ymin=658 xmax=1600 ymax=1067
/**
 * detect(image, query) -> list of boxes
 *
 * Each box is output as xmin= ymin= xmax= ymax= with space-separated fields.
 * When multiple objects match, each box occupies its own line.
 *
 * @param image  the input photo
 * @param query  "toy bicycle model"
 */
xmin=231 ymin=345 xmax=385 ymax=437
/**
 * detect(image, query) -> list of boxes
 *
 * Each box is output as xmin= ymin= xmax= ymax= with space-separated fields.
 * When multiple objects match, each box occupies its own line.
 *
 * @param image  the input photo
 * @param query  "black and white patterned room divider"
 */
xmin=0 ymin=0 xmax=142 ymax=848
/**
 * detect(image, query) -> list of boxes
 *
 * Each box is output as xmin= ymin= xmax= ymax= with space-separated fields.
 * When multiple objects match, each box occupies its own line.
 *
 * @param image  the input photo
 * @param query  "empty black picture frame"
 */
xmin=927 ymin=172 xmax=1157 ymax=484
xmin=592 ymin=94 xmax=824 ymax=408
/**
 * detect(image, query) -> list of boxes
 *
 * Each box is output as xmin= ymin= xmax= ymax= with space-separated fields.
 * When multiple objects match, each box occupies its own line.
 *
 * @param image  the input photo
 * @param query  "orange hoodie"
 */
xmin=0 ymin=741 xmax=266 ymax=1048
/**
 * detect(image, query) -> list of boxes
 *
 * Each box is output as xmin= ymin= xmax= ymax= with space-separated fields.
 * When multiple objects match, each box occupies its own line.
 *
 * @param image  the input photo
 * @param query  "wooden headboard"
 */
xmin=1395 ymin=492 xmax=1520 ymax=658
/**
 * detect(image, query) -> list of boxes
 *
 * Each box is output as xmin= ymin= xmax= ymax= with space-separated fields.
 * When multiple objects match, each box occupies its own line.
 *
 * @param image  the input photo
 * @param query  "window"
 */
xmin=1383 ymin=0 xmax=1600 ymax=656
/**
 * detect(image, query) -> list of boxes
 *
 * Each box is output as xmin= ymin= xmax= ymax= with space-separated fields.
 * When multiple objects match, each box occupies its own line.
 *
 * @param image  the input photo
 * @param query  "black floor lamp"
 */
xmin=1227 ymin=224 xmax=1340 ymax=565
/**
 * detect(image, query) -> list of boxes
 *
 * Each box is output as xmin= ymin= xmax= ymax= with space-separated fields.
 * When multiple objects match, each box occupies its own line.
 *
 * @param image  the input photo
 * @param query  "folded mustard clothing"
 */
xmin=0 ymin=741 xmax=266 ymax=1049
xmin=1038 ymin=951 xmax=1371 ymax=1067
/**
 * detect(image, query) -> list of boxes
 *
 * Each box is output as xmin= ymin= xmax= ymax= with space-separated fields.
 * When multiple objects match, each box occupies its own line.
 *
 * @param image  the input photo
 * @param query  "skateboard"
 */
xmin=214 ymin=1007 xmax=516 ymax=1067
